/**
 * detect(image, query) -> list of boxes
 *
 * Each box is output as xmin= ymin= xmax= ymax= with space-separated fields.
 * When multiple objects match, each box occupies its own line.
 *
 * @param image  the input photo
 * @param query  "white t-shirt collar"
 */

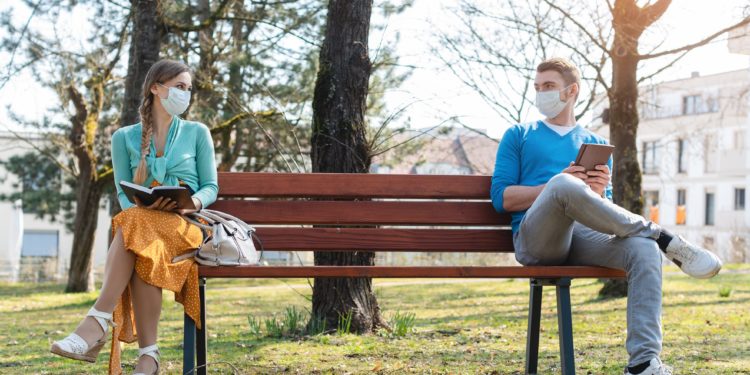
xmin=542 ymin=120 xmax=578 ymax=136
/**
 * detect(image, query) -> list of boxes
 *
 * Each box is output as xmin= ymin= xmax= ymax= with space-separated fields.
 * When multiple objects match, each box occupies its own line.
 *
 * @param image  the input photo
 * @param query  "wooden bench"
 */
xmin=182 ymin=172 xmax=625 ymax=375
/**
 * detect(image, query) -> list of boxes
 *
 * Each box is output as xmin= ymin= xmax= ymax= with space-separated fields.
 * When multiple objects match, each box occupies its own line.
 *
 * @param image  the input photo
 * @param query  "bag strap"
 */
xmin=201 ymin=209 xmax=255 ymax=235
xmin=182 ymin=212 xmax=215 ymax=231
xmin=172 ymin=249 xmax=198 ymax=263
xmin=196 ymin=210 xmax=231 ymax=226
xmin=202 ymin=209 xmax=255 ymax=232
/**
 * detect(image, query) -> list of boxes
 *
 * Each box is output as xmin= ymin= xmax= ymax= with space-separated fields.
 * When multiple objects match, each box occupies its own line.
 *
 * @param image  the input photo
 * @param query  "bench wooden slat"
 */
xmin=217 ymin=172 xmax=491 ymax=199
xmin=198 ymin=266 xmax=626 ymax=279
xmin=210 ymin=200 xmax=511 ymax=225
xmin=253 ymin=228 xmax=513 ymax=251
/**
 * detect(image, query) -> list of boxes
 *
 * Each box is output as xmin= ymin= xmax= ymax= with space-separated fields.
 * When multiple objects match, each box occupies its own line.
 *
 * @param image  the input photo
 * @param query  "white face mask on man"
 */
xmin=535 ymin=84 xmax=573 ymax=119
xmin=158 ymin=83 xmax=191 ymax=116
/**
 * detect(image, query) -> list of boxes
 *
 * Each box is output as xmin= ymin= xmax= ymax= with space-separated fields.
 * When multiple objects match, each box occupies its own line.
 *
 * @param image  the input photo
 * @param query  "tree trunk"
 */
xmin=310 ymin=0 xmax=385 ymax=333
xmin=110 ymin=0 xmax=163 ymax=236
xmin=600 ymin=1 xmax=651 ymax=298
xmin=121 ymin=0 xmax=163 ymax=127
xmin=65 ymin=182 xmax=104 ymax=292
xmin=217 ymin=0 xmax=246 ymax=172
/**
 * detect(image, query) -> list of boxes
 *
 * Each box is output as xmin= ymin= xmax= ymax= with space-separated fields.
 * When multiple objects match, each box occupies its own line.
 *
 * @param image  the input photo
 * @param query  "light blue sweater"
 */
xmin=111 ymin=116 xmax=219 ymax=210
xmin=491 ymin=120 xmax=613 ymax=233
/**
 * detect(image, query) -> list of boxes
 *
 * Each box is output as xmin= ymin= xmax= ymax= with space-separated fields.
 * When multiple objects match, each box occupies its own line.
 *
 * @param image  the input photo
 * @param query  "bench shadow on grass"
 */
xmin=204 ymin=331 xmax=557 ymax=374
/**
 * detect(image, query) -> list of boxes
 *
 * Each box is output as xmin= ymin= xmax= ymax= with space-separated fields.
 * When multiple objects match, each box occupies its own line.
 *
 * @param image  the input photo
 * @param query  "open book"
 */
xmin=120 ymin=180 xmax=196 ymax=210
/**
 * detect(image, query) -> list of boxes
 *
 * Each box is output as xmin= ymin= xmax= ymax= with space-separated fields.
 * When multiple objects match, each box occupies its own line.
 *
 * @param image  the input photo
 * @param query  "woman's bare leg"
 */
xmin=131 ymin=272 xmax=162 ymax=373
xmin=72 ymin=227 xmax=135 ymax=345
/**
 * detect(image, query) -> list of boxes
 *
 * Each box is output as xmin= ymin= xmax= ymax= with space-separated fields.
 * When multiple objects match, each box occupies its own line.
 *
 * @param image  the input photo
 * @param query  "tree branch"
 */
xmin=542 ymin=0 xmax=611 ymax=56
xmin=210 ymin=110 xmax=277 ymax=135
xmin=161 ymin=0 xmax=232 ymax=32
xmin=640 ymin=16 xmax=750 ymax=59
xmin=637 ymin=49 xmax=690 ymax=83
xmin=2 ymin=0 xmax=44 ymax=91
xmin=640 ymin=0 xmax=672 ymax=29
xmin=0 ymin=124 xmax=76 ymax=176
xmin=219 ymin=16 xmax=322 ymax=47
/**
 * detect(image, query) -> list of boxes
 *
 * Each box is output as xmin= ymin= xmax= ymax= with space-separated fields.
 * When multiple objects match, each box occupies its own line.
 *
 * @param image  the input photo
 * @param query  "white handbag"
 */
xmin=174 ymin=209 xmax=261 ymax=266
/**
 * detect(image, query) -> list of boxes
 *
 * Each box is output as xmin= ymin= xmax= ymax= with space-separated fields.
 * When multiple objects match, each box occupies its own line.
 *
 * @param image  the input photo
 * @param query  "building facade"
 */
xmin=593 ymin=69 xmax=750 ymax=263
xmin=0 ymin=131 xmax=111 ymax=282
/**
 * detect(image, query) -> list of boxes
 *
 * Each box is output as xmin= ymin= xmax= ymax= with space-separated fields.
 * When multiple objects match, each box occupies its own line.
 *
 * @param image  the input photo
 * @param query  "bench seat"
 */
xmin=199 ymin=265 xmax=625 ymax=279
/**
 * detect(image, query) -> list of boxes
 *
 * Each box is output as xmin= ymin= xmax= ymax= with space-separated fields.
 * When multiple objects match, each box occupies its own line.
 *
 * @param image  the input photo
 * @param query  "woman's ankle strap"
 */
xmin=86 ymin=307 xmax=115 ymax=331
xmin=138 ymin=344 xmax=159 ymax=357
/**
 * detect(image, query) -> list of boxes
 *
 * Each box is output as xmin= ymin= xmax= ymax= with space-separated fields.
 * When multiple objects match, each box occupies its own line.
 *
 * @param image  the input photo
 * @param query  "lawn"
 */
xmin=1 ymin=265 xmax=749 ymax=374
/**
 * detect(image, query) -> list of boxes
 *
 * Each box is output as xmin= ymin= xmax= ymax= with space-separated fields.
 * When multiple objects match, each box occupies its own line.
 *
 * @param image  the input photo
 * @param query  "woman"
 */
xmin=50 ymin=59 xmax=218 ymax=375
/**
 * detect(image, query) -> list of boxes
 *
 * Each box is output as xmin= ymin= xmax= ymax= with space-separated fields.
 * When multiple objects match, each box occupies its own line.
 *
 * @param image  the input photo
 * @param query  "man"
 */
xmin=491 ymin=57 xmax=721 ymax=375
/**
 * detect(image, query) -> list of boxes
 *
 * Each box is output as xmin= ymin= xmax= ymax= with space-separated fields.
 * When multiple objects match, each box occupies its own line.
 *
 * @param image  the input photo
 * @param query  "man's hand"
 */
xmin=134 ymin=196 xmax=177 ymax=211
xmin=585 ymin=164 xmax=610 ymax=196
xmin=562 ymin=162 xmax=587 ymax=180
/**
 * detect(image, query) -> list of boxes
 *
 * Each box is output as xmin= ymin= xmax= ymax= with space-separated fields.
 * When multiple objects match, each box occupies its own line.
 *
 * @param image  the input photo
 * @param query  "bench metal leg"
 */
xmin=197 ymin=277 xmax=207 ymax=375
xmin=526 ymin=279 xmax=543 ymax=374
xmin=183 ymin=312 xmax=196 ymax=375
xmin=555 ymin=278 xmax=575 ymax=375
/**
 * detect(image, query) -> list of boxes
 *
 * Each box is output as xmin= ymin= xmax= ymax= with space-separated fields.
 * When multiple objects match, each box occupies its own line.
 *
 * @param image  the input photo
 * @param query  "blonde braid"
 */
xmin=133 ymin=95 xmax=154 ymax=185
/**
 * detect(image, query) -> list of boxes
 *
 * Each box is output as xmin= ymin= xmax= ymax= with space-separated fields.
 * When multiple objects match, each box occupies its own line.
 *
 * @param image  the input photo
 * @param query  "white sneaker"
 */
xmin=624 ymin=358 xmax=673 ymax=375
xmin=665 ymin=235 xmax=722 ymax=279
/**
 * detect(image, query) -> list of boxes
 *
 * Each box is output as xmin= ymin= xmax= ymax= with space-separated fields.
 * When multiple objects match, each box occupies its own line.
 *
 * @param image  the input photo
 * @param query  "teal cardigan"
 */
xmin=111 ymin=116 xmax=219 ymax=210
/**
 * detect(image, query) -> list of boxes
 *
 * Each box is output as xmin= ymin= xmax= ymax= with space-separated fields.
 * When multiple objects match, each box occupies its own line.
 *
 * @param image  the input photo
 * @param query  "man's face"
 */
xmin=534 ymin=70 xmax=570 ymax=100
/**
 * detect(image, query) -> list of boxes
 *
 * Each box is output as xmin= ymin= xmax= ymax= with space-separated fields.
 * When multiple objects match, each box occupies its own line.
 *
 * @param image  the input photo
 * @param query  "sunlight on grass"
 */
xmin=1 ymin=265 xmax=748 ymax=374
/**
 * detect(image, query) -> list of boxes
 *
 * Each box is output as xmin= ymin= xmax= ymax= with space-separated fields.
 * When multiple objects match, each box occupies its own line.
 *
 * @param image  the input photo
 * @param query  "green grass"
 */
xmin=1 ymin=265 xmax=749 ymax=374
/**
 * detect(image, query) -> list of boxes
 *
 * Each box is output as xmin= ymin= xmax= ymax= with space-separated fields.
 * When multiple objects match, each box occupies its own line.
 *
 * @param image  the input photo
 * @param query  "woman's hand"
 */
xmin=175 ymin=197 xmax=202 ymax=216
xmin=134 ymin=196 xmax=178 ymax=211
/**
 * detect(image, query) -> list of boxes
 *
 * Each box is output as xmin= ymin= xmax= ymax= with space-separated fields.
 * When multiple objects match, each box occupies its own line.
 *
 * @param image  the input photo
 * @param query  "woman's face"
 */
xmin=150 ymin=72 xmax=192 ymax=100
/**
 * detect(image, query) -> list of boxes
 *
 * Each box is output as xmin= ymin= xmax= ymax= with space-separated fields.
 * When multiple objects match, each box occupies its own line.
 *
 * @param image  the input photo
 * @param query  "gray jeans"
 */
xmin=513 ymin=173 xmax=663 ymax=366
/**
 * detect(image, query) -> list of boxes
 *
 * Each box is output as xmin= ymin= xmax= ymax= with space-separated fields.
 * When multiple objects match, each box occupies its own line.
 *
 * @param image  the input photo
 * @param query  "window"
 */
xmin=642 ymin=141 xmax=658 ymax=174
xmin=19 ymin=231 xmax=59 ymax=282
xmin=705 ymin=96 xmax=719 ymax=113
xmin=676 ymin=189 xmax=686 ymax=225
xmin=21 ymin=231 xmax=59 ymax=257
xmin=705 ymin=192 xmax=715 ymax=226
xmin=677 ymin=139 xmax=687 ymax=173
xmin=735 ymin=188 xmax=746 ymax=211
xmin=677 ymin=189 xmax=687 ymax=206
xmin=644 ymin=190 xmax=660 ymax=223
xmin=683 ymin=95 xmax=702 ymax=115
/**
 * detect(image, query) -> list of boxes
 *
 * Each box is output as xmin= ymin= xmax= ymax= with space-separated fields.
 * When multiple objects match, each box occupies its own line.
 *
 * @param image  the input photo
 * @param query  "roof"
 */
xmin=371 ymin=129 xmax=499 ymax=175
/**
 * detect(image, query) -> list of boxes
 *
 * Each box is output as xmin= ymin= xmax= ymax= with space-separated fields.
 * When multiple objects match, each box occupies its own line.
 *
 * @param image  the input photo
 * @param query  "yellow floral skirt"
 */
xmin=107 ymin=206 xmax=204 ymax=374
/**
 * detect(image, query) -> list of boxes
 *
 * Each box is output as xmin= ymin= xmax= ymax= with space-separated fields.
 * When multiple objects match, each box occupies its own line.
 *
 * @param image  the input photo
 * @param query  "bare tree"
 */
xmin=435 ymin=0 xmax=610 ymax=125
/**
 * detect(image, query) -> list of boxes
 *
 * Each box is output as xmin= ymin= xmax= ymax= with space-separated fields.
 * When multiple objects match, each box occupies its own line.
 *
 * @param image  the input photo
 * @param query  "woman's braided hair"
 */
xmin=133 ymin=59 xmax=191 ymax=185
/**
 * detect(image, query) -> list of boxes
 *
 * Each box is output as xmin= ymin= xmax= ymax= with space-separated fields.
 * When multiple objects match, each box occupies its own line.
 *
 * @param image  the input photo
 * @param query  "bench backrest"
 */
xmin=210 ymin=172 xmax=513 ymax=253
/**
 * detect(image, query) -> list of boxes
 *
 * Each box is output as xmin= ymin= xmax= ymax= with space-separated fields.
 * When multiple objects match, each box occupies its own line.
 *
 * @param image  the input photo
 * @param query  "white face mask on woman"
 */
xmin=158 ymin=83 xmax=191 ymax=116
xmin=535 ymin=84 xmax=573 ymax=119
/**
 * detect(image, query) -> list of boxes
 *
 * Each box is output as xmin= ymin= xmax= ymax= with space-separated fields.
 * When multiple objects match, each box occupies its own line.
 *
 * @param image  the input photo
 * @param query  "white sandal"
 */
xmin=133 ymin=344 xmax=160 ymax=375
xmin=50 ymin=307 xmax=115 ymax=363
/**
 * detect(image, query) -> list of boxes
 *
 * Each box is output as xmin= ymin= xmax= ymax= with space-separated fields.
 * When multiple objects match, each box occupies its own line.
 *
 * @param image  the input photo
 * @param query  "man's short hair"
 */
xmin=536 ymin=57 xmax=581 ymax=87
